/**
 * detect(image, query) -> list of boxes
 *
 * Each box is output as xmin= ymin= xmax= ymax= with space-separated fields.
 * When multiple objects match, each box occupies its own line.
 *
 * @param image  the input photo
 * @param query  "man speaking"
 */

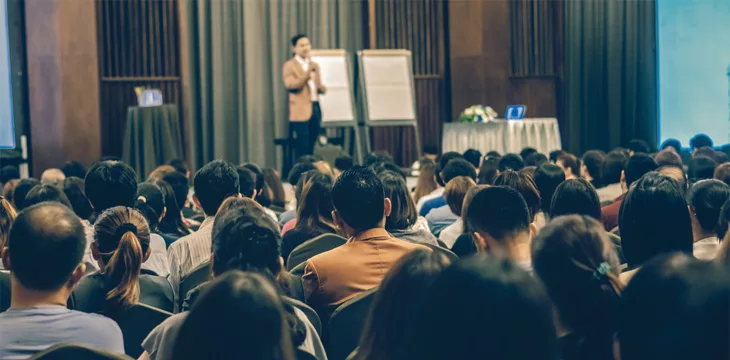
xmin=283 ymin=34 xmax=326 ymax=159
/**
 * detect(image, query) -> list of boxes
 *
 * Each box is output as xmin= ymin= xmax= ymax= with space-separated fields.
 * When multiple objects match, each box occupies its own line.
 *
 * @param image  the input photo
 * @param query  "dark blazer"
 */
xmin=286 ymin=233 xmax=347 ymax=271
xmin=71 ymin=270 xmax=174 ymax=313
xmin=0 ymin=271 xmax=10 ymax=312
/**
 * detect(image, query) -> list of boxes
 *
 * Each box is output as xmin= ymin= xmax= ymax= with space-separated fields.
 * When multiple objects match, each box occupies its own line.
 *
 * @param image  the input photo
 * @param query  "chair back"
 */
xmin=287 ymin=233 xmax=347 ymax=270
xmin=178 ymin=261 xmax=210 ymax=310
xmin=0 ymin=271 xmax=10 ymax=313
xmin=325 ymin=288 xmax=378 ymax=360
xmin=290 ymin=261 xmax=306 ymax=277
xmin=284 ymin=297 xmax=322 ymax=336
xmin=28 ymin=344 xmax=133 ymax=360
xmin=106 ymin=303 xmax=172 ymax=358
xmin=422 ymin=243 xmax=459 ymax=263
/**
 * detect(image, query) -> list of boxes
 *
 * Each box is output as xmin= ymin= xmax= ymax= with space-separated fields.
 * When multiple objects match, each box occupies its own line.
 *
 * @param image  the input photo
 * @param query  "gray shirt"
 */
xmin=0 ymin=305 xmax=124 ymax=359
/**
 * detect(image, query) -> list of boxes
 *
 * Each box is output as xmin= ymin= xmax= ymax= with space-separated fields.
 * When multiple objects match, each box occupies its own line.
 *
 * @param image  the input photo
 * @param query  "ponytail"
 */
xmin=104 ymin=230 xmax=143 ymax=310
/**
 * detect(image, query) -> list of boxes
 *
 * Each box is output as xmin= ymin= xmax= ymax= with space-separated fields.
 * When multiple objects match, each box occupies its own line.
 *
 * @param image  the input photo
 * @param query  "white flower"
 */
xmin=464 ymin=108 xmax=474 ymax=116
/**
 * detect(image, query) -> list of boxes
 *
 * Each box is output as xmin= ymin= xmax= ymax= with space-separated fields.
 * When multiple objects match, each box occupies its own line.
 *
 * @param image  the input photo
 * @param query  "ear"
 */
xmin=331 ymin=210 xmax=343 ymax=229
xmin=383 ymin=198 xmax=392 ymax=217
xmin=91 ymin=242 xmax=101 ymax=263
xmin=1 ymin=247 xmax=11 ymax=271
xmin=278 ymin=256 xmax=285 ymax=272
xmin=193 ymin=194 xmax=202 ymax=209
xmin=473 ymin=232 xmax=487 ymax=253
xmin=68 ymin=263 xmax=86 ymax=288
xmin=620 ymin=170 xmax=626 ymax=184
xmin=252 ymin=191 xmax=257 ymax=201
xmin=529 ymin=222 xmax=538 ymax=239
xmin=160 ymin=206 xmax=167 ymax=222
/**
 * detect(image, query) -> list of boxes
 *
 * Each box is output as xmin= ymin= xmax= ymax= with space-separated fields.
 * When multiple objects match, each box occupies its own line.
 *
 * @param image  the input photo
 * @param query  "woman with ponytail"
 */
xmin=72 ymin=206 xmax=174 ymax=313
xmin=531 ymin=215 xmax=623 ymax=360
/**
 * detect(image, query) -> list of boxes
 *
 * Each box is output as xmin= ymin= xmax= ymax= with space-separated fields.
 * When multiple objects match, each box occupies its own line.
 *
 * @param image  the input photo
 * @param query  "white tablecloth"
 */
xmin=442 ymin=118 xmax=562 ymax=156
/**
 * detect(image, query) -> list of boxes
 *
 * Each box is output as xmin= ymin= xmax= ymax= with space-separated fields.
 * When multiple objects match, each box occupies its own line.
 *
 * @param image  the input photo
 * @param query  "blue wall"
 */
xmin=0 ymin=0 xmax=13 ymax=149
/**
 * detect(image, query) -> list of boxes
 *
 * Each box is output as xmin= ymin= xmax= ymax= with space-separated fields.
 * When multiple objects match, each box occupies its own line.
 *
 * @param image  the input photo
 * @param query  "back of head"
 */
xmin=166 ymin=158 xmax=189 ymax=176
xmin=556 ymin=152 xmax=580 ymax=177
xmin=581 ymin=150 xmax=605 ymax=180
xmin=22 ymin=184 xmax=72 ymax=209
xmin=296 ymin=173 xmax=336 ymax=233
xmin=172 ymin=271 xmax=294 ymax=360
xmin=295 ymin=170 xmax=320 ymax=203
xmin=379 ymin=171 xmax=417 ymax=231
xmin=94 ymin=206 xmax=151 ymax=309
xmin=525 ymin=152 xmax=548 ymax=167
xmin=688 ymin=156 xmax=717 ymax=181
xmin=466 ymin=186 xmax=531 ymax=242
xmin=658 ymin=166 xmax=688 ymax=194
xmin=498 ymin=153 xmax=525 ymax=172
xmin=549 ymin=178 xmax=601 ymax=220
xmin=85 ymin=161 xmax=138 ymax=212
xmin=7 ymin=203 xmax=85 ymax=290
xmin=494 ymin=169 xmax=541 ymax=220
xmin=444 ymin=176 xmax=476 ymax=217
xmin=619 ymin=172 xmax=692 ymax=268
xmin=0 ymin=197 xmax=16 ymax=249
xmin=241 ymin=163 xmax=265 ymax=196
xmin=532 ymin=216 xmax=622 ymax=350
xmin=262 ymin=168 xmax=287 ymax=207
xmin=61 ymin=161 xmax=87 ymax=179
xmin=161 ymin=170 xmax=189 ymax=211
xmin=373 ymin=161 xmax=407 ymax=181
xmin=12 ymin=178 xmax=40 ymax=209
xmin=193 ymin=160 xmax=239 ymax=215
xmin=135 ymin=182 xmax=166 ymax=231
xmin=402 ymin=255 xmax=558 ymax=360
xmin=1 ymin=179 xmax=18 ymax=204
xmin=625 ymin=153 xmax=658 ymax=186
xmin=331 ymin=166 xmax=385 ymax=231
xmin=686 ymin=179 xmax=730 ymax=234
xmin=334 ymin=155 xmax=354 ymax=173
xmin=462 ymin=149 xmax=482 ymax=169
xmin=550 ymin=150 xmax=566 ymax=163
xmin=602 ymin=150 xmax=629 ymax=185
xmin=0 ymin=165 xmax=19 ymax=184
xmin=364 ymin=151 xmax=394 ymax=168
xmin=236 ymin=166 xmax=257 ymax=198
xmin=152 ymin=178 xmax=189 ymax=236
xmin=627 ymin=139 xmax=651 ymax=154
xmin=693 ymin=146 xmax=719 ymax=162
xmin=287 ymin=162 xmax=317 ymax=186
xmin=438 ymin=151 xmax=463 ymax=171
xmin=41 ymin=168 xmax=66 ymax=186
xmin=655 ymin=149 xmax=683 ymax=168
xmin=147 ymin=165 xmax=176 ymax=181
xmin=62 ymin=177 xmax=93 ymax=220
xmin=477 ymin=155 xmax=501 ymax=185
xmin=441 ymin=158 xmax=477 ymax=184
xmin=715 ymin=163 xmax=730 ymax=186
xmin=620 ymin=253 xmax=729 ymax=360
xmin=689 ymin=133 xmax=713 ymax=150
xmin=661 ymin=138 xmax=682 ymax=153
xmin=413 ymin=161 xmax=438 ymax=203
xmin=520 ymin=147 xmax=538 ymax=161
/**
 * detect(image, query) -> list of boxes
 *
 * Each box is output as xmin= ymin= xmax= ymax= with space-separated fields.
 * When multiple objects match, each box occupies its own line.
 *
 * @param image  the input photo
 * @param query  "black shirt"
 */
xmin=71 ymin=270 xmax=174 ymax=313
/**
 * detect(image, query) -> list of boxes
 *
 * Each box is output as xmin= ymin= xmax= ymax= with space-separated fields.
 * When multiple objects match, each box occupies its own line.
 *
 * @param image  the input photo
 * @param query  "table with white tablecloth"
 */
xmin=441 ymin=118 xmax=562 ymax=156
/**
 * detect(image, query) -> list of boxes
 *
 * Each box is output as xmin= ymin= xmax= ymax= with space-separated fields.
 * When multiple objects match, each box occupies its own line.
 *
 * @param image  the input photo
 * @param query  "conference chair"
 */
xmin=290 ymin=261 xmax=306 ymax=277
xmin=178 ymin=261 xmax=211 ymax=310
xmin=284 ymin=297 xmax=322 ymax=336
xmin=325 ymin=288 xmax=378 ymax=360
xmin=287 ymin=233 xmax=348 ymax=270
xmin=106 ymin=303 xmax=172 ymax=358
xmin=28 ymin=344 xmax=133 ymax=360
xmin=0 ymin=271 xmax=10 ymax=313
xmin=422 ymin=243 xmax=459 ymax=263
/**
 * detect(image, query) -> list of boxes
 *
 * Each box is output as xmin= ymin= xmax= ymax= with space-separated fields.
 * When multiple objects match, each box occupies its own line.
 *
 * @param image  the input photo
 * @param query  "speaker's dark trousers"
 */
xmin=291 ymin=102 xmax=321 ymax=160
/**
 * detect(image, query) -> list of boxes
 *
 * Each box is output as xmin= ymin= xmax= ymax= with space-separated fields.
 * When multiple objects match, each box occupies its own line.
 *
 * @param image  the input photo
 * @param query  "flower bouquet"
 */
xmin=458 ymin=105 xmax=498 ymax=123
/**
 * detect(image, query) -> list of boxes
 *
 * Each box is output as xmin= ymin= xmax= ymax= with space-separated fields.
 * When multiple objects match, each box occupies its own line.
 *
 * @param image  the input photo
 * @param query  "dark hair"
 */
xmin=364 ymin=151 xmax=394 ymax=167
xmin=62 ymin=177 xmax=94 ymax=220
xmin=160 ymin=171 xmax=189 ymax=212
xmin=0 ymin=197 xmax=16 ymax=249
xmin=295 ymin=170 xmax=320 ymax=204
xmin=287 ymin=162 xmax=317 ymax=186
xmin=94 ymin=206 xmax=151 ymax=310
xmin=627 ymin=139 xmax=651 ymax=154
xmin=85 ymin=161 xmax=138 ymax=212
xmin=550 ymin=178 xmax=601 ymax=220
xmin=655 ymin=149 xmax=683 ymax=168
xmin=193 ymin=160 xmax=240 ymax=215
xmin=625 ymin=153 xmax=658 ymax=186
xmin=335 ymin=155 xmax=354 ymax=171
xmin=557 ymin=153 xmax=580 ymax=177
xmin=441 ymin=158 xmax=477 ymax=184
xmin=356 ymin=250 xmax=450 ymax=360
xmin=438 ymin=151 xmax=462 ymax=171
xmin=236 ymin=166 xmax=257 ymax=198
xmin=290 ymin=33 xmax=308 ymax=47
xmin=172 ymin=271 xmax=295 ymax=360
xmin=379 ymin=171 xmax=418 ymax=231
xmin=0 ymin=165 xmax=19 ymax=184
xmin=401 ymin=256 xmax=559 ymax=360
xmin=444 ymin=176 xmax=476 ymax=217
xmin=166 ymin=159 xmax=189 ymax=175
xmin=716 ymin=197 xmax=730 ymax=240
xmin=532 ymin=216 xmax=622 ymax=360
xmin=241 ymin=163 xmax=265 ymax=197
xmin=658 ymin=165 xmax=688 ymax=194
xmin=693 ymin=146 xmax=719 ymax=162
xmin=486 ymin=150 xmax=501 ymax=158
xmin=332 ymin=166 xmax=385 ymax=231
xmin=619 ymin=172 xmax=692 ymax=268
xmin=498 ymin=153 xmax=525 ymax=172
xmin=12 ymin=178 xmax=40 ymax=209
xmin=23 ymin=184 xmax=72 ymax=209
xmin=477 ymin=155 xmax=500 ymax=185
xmin=153 ymin=179 xmax=190 ymax=237
xmin=549 ymin=150 xmax=566 ymax=163
xmin=494 ymin=169 xmax=542 ymax=221
xmin=295 ymin=173 xmax=337 ymax=234
xmin=602 ymin=150 xmax=629 ymax=185
xmin=522 ymin=165 xmax=536 ymax=177
xmin=7 ymin=203 xmax=86 ymax=290
xmin=61 ymin=161 xmax=87 ymax=179
xmin=714 ymin=163 xmax=730 ymax=186
xmin=619 ymin=253 xmax=730 ymax=360
xmin=660 ymin=139 xmax=682 ymax=153
xmin=462 ymin=149 xmax=482 ymax=168
xmin=520 ymin=147 xmax=538 ymax=161
xmin=135 ymin=183 xmax=165 ymax=232
xmin=690 ymin=133 xmax=713 ymax=150
xmin=263 ymin=168 xmax=287 ymax=208
xmin=525 ymin=152 xmax=548 ymax=167
xmin=373 ymin=162 xmax=407 ymax=181
xmin=581 ymin=150 xmax=605 ymax=181
xmin=686 ymin=180 xmax=730 ymax=234
xmin=466 ymin=186 xmax=531 ymax=240
xmin=688 ymin=156 xmax=717 ymax=181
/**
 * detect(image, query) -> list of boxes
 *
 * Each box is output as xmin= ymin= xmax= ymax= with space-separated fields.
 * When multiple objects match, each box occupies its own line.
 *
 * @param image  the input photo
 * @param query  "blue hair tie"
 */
xmin=592 ymin=262 xmax=611 ymax=281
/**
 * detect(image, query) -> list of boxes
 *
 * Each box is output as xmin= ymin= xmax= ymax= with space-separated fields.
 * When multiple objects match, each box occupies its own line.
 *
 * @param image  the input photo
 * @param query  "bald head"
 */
xmin=41 ymin=168 xmax=66 ymax=186
xmin=4 ymin=203 xmax=85 ymax=290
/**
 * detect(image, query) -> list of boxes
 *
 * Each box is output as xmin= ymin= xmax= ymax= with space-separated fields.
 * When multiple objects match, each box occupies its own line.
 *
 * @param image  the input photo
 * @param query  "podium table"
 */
xmin=122 ymin=105 xmax=183 ymax=179
xmin=442 ymin=118 xmax=562 ymax=156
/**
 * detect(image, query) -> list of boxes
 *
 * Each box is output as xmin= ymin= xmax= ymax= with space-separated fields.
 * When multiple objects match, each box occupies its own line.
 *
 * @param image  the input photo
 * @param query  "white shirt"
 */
xmin=142 ymin=234 xmax=170 ymax=277
xmin=439 ymin=218 xmax=463 ymax=249
xmin=295 ymin=55 xmax=318 ymax=102
xmin=416 ymin=187 xmax=444 ymax=212
xmin=167 ymin=216 xmax=215 ymax=311
xmin=694 ymin=236 xmax=720 ymax=260
xmin=596 ymin=183 xmax=623 ymax=203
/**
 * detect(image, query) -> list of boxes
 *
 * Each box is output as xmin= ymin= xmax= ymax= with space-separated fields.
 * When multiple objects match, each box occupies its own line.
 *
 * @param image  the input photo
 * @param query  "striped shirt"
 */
xmin=167 ymin=216 xmax=215 ymax=312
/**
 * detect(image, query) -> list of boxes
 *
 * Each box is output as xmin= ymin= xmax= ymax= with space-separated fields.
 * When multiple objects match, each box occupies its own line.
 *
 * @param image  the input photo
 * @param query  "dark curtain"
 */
xmin=562 ymin=0 xmax=657 ymax=155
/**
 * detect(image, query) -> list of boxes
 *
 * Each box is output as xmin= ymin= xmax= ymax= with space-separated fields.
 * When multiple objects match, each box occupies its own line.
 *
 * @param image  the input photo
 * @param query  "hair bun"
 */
xmin=116 ymin=222 xmax=138 ymax=238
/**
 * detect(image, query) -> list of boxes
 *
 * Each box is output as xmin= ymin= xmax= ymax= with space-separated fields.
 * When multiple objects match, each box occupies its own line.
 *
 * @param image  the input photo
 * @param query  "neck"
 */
xmin=693 ymin=227 xmax=715 ymax=243
xmin=346 ymin=226 xmax=384 ymax=239
xmin=10 ymin=279 xmax=69 ymax=309
xmin=491 ymin=232 xmax=532 ymax=262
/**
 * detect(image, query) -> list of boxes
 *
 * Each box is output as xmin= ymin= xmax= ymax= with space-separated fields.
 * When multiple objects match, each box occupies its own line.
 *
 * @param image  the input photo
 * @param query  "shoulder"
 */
xmin=283 ymin=58 xmax=297 ymax=69
xmin=70 ymin=310 xmax=123 ymax=337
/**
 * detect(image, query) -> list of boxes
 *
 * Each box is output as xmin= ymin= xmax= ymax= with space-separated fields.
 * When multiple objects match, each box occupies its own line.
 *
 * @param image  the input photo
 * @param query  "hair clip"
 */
xmin=592 ymin=262 xmax=611 ymax=281
xmin=137 ymin=196 xmax=147 ymax=203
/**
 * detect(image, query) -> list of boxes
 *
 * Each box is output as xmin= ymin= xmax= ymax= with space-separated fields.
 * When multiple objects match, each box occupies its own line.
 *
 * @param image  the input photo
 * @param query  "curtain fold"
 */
xmin=179 ymin=0 xmax=364 ymax=170
xmin=562 ymin=0 xmax=657 ymax=155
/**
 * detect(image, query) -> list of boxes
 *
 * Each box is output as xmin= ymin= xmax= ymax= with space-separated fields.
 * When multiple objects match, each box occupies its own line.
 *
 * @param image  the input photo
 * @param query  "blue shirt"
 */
xmin=419 ymin=196 xmax=447 ymax=217
xmin=425 ymin=205 xmax=458 ymax=236
xmin=0 ymin=305 xmax=124 ymax=359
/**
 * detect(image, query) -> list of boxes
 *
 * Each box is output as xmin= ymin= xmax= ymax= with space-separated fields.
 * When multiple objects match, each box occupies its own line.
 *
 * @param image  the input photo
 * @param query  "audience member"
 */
xmin=415 ymin=151 xmax=462 ymax=211
xmin=532 ymin=216 xmax=622 ymax=360
xmin=236 ymin=166 xmax=257 ymax=199
xmin=380 ymin=171 xmax=438 ymax=246
xmin=693 ymin=146 xmax=720 ymax=163
xmin=556 ymin=152 xmax=580 ymax=180
xmin=134 ymin=182 xmax=166 ymax=236
xmin=1 ymin=179 xmax=18 ymax=204
xmin=654 ymin=149 xmax=683 ymax=168
xmin=281 ymin=161 xmax=317 ymax=220
xmin=401 ymin=256 xmax=559 ymax=360
xmin=534 ymin=164 xmax=566 ymax=215
xmin=152 ymin=178 xmax=191 ymax=244
xmin=0 ymin=165 xmax=19 ymax=184
xmin=660 ymin=138 xmax=682 ymax=153
xmin=580 ymin=150 xmax=605 ymax=188
xmin=462 ymin=148 xmax=482 ymax=169
xmin=619 ymin=172 xmax=693 ymax=283
xmin=61 ymin=161 xmax=87 ymax=179
xmin=466 ymin=186 xmax=536 ymax=271
xmin=334 ymin=155 xmax=353 ymax=178
xmin=494 ymin=169 xmax=543 ymax=228
xmin=549 ymin=178 xmax=602 ymax=220
xmin=166 ymin=159 xmax=190 ymax=178
xmin=477 ymin=155 xmax=500 ymax=185
xmin=597 ymin=150 xmax=628 ymax=203
xmin=486 ymin=150 xmax=501 ymax=158
xmin=147 ymin=165 xmax=177 ymax=181
xmin=688 ymin=156 xmax=717 ymax=181
xmin=627 ymin=139 xmax=651 ymax=155
xmin=686 ymin=180 xmax=730 ymax=260
xmin=263 ymin=168 xmax=288 ymax=210
xmin=549 ymin=150 xmax=566 ymax=163
xmin=72 ymin=206 xmax=174 ymax=313
xmin=412 ymin=159 xmax=438 ymax=205
xmin=657 ymin=165 xmax=688 ymax=194
xmin=619 ymin=253 xmax=729 ymax=360
xmin=601 ymin=153 xmax=658 ymax=231
xmin=0 ymin=197 xmax=16 ymax=270
xmin=167 ymin=160 xmax=239 ymax=310
xmin=40 ymin=168 xmax=65 ymax=186
xmin=352 ymin=249 xmax=450 ymax=360
xmin=282 ymin=169 xmax=321 ymax=234
xmin=689 ymin=133 xmax=713 ymax=152
xmin=0 ymin=203 xmax=124 ymax=358
xmin=438 ymin=176 xmax=476 ymax=248
xmin=525 ymin=152 xmax=548 ymax=167
xmin=363 ymin=150 xmax=394 ymax=168
xmin=303 ymin=166 xmax=429 ymax=320
xmin=449 ymin=185 xmax=487 ymax=258
xmin=12 ymin=178 xmax=40 ymax=210
xmin=373 ymin=161 xmax=408 ymax=181
xmin=242 ymin=163 xmax=279 ymax=222
xmin=497 ymin=153 xmax=525 ymax=172
xmin=62 ymin=177 xmax=93 ymax=221
xmin=282 ymin=173 xmax=337 ymax=260
xmin=421 ymin=158 xmax=476 ymax=230
xmin=520 ymin=147 xmax=537 ymax=160
xmin=22 ymin=184 xmax=72 ymax=209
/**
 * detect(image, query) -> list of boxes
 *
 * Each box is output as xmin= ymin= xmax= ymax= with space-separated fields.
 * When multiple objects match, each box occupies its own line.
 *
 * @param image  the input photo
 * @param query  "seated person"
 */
xmin=424 ymin=159 xmax=477 ymax=234
xmin=580 ymin=150 xmax=605 ymax=188
xmin=416 ymin=152 xmax=463 ymax=212
xmin=379 ymin=171 xmax=439 ymax=246
xmin=0 ymin=203 xmax=123 ymax=358
xmin=303 ymin=166 xmax=430 ymax=320
xmin=556 ymin=152 xmax=580 ymax=180
xmin=685 ymin=180 xmax=730 ymax=260
xmin=601 ymin=154 xmax=657 ymax=231
xmin=438 ymin=176 xmax=476 ymax=248
xmin=72 ymin=206 xmax=174 ymax=313
xmin=282 ymin=173 xmax=337 ymax=261
xmin=596 ymin=150 xmax=629 ymax=203
xmin=493 ymin=169 xmax=544 ymax=230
